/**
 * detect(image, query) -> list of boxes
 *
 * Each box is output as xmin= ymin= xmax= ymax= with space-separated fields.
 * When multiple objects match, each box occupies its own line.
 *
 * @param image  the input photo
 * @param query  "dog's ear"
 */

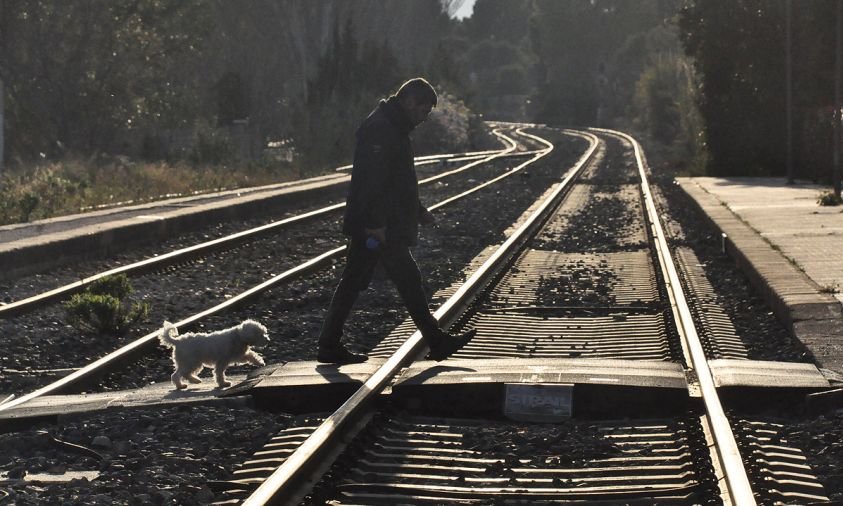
xmin=235 ymin=322 xmax=253 ymax=344
xmin=257 ymin=322 xmax=269 ymax=341
xmin=239 ymin=321 xmax=268 ymax=344
xmin=242 ymin=320 xmax=268 ymax=337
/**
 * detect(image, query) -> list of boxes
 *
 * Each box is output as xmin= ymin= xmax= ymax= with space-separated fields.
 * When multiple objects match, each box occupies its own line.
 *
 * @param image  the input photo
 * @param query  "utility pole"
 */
xmin=786 ymin=0 xmax=794 ymax=184
xmin=0 ymin=0 xmax=4 ymax=173
xmin=835 ymin=0 xmax=842 ymax=198
xmin=0 ymin=77 xmax=4 ymax=174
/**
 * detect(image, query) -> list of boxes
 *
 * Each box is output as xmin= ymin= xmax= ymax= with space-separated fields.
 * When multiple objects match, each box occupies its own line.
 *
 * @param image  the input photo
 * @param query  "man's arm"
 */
xmin=356 ymin=128 xmax=392 ymax=242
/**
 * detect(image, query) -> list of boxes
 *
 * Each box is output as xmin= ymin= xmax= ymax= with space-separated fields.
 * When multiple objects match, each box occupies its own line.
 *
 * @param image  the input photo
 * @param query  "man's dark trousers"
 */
xmin=318 ymin=237 xmax=439 ymax=349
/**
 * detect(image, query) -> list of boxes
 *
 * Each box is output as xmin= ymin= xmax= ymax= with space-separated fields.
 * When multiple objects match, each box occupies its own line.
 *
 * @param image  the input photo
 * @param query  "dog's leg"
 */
xmin=243 ymin=350 xmax=265 ymax=366
xmin=186 ymin=368 xmax=203 ymax=384
xmin=214 ymin=364 xmax=231 ymax=388
xmin=171 ymin=369 xmax=188 ymax=390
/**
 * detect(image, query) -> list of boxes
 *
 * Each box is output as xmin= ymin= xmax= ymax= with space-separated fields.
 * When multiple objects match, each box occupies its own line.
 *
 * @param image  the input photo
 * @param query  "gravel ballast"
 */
xmin=0 ymin=404 xmax=290 ymax=505
xmin=0 ymin=130 xmax=586 ymax=394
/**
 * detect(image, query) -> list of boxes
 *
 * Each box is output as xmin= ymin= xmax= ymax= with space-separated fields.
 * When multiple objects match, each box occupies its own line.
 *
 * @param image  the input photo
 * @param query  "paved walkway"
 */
xmin=678 ymin=177 xmax=843 ymax=373
xmin=687 ymin=178 xmax=843 ymax=303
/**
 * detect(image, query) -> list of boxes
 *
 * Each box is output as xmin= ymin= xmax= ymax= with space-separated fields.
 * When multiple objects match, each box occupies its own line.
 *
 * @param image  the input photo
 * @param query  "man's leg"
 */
xmin=379 ymin=244 xmax=475 ymax=360
xmin=317 ymin=239 xmax=377 ymax=364
xmin=378 ymin=244 xmax=438 ymax=334
xmin=317 ymin=279 xmax=360 ymax=350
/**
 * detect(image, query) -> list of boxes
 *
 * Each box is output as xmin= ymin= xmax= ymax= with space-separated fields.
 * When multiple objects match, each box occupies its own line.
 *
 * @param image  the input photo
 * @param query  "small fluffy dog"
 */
xmin=158 ymin=319 xmax=269 ymax=389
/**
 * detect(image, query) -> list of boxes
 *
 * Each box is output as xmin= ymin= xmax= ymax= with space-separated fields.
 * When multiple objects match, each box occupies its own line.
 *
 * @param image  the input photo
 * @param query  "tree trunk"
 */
xmin=0 ymin=77 xmax=4 ymax=172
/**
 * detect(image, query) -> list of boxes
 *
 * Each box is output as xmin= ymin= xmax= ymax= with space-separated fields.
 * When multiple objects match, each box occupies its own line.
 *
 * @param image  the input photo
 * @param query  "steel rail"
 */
xmin=591 ymin=128 xmax=757 ymax=506
xmin=0 ymin=245 xmax=344 ymax=414
xmin=0 ymin=129 xmax=526 ymax=319
xmin=0 ymin=128 xmax=578 ymax=414
xmin=428 ymin=127 xmax=556 ymax=211
xmin=76 ymin=150 xmax=506 ymax=211
xmin=333 ymin=121 xmax=543 ymax=172
xmin=242 ymin=130 xmax=600 ymax=506
xmin=414 ymin=149 xmax=503 ymax=161
xmin=335 ymin=150 xmax=506 ymax=171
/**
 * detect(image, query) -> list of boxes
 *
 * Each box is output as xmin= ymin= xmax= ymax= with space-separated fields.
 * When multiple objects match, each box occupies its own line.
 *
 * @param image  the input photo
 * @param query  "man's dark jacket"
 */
xmin=342 ymin=96 xmax=426 ymax=246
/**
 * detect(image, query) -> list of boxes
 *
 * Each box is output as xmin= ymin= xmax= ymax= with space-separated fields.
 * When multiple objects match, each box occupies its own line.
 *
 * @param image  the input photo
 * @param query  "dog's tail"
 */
xmin=158 ymin=321 xmax=180 ymax=348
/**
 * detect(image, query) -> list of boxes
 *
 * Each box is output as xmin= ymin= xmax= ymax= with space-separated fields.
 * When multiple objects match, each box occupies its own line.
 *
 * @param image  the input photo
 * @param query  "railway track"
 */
xmin=224 ymin=129 xmax=829 ymax=505
xmin=0 ymin=127 xmax=528 ymax=317
xmin=0 ymin=124 xmax=575 ymax=407
xmin=1 ymin=126 xmax=835 ymax=505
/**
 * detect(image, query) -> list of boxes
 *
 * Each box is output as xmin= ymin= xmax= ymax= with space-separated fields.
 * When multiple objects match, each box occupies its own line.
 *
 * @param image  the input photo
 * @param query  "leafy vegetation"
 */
xmin=631 ymin=47 xmax=708 ymax=175
xmin=0 ymin=158 xmax=286 ymax=225
xmin=1 ymin=1 xmax=495 ymax=223
xmin=0 ymin=1 xmax=210 ymax=160
xmin=679 ymin=0 xmax=842 ymax=186
xmin=530 ymin=1 xmax=683 ymax=125
xmin=64 ymin=274 xmax=150 ymax=335
xmin=817 ymin=190 xmax=843 ymax=206
xmin=20 ymin=0 xmax=840 ymax=224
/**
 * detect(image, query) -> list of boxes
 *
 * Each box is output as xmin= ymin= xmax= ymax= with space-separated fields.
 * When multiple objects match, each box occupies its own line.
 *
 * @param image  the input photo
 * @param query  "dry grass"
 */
xmin=0 ymin=158 xmax=299 ymax=226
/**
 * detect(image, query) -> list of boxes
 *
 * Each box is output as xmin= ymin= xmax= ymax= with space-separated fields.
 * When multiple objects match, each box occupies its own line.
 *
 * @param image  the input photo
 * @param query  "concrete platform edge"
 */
xmin=0 ymin=178 xmax=348 ymax=281
xmin=677 ymin=178 xmax=843 ymax=373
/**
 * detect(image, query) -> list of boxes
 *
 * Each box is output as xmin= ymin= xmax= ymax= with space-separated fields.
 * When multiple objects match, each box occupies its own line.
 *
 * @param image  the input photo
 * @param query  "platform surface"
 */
xmin=0 ymin=173 xmax=349 ymax=280
xmin=684 ymin=177 xmax=843 ymax=300
xmin=0 ymin=173 xmax=347 ymax=248
xmin=679 ymin=177 xmax=843 ymax=373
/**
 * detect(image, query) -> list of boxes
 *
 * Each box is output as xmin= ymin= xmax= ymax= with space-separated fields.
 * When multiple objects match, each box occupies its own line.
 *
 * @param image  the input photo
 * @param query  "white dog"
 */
xmin=158 ymin=319 xmax=269 ymax=389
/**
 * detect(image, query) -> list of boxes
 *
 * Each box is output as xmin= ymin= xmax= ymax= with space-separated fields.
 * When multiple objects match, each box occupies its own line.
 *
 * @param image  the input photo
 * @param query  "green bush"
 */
xmin=17 ymin=192 xmax=41 ymax=222
xmin=190 ymin=121 xmax=236 ymax=165
xmin=0 ymin=155 xmax=290 ymax=226
xmin=63 ymin=274 xmax=149 ymax=335
xmin=0 ymin=165 xmax=87 ymax=224
xmin=413 ymin=93 xmax=472 ymax=155
xmin=817 ymin=191 xmax=843 ymax=207
xmin=87 ymin=274 xmax=134 ymax=300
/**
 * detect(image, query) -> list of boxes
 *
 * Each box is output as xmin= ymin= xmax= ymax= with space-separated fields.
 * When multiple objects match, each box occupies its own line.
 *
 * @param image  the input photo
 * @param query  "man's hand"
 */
xmin=364 ymin=227 xmax=387 ymax=244
xmin=419 ymin=207 xmax=436 ymax=227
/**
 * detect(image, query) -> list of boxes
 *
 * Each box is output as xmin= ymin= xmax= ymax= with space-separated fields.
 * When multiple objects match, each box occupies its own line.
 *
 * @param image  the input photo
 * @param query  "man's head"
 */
xmin=396 ymin=78 xmax=437 ymax=127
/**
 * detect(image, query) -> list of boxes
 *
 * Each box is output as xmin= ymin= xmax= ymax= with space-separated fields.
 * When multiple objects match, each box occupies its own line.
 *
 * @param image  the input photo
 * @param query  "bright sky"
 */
xmin=452 ymin=0 xmax=476 ymax=20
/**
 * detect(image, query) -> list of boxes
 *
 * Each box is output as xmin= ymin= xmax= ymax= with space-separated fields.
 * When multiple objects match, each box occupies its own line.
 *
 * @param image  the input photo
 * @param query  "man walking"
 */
xmin=317 ymin=77 xmax=475 ymax=365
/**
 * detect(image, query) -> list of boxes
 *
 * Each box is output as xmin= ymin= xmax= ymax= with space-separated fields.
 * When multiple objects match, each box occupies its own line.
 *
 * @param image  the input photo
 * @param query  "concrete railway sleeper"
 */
xmin=1 ymin=128 xmax=834 ymax=505
xmin=232 ymin=130 xmax=831 ymax=505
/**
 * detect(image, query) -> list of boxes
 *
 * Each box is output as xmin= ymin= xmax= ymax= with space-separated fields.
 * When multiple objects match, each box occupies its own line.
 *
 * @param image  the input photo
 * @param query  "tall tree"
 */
xmin=680 ymin=1 xmax=791 ymax=176
xmin=198 ymin=0 xmax=455 ymax=156
xmin=1 ymin=77 xmax=5 ymax=171
xmin=295 ymin=18 xmax=403 ymax=171
xmin=466 ymin=0 xmax=530 ymax=44
xmin=0 ymin=0 xmax=210 ymax=159
xmin=454 ymin=0 xmax=534 ymax=119
xmin=2 ymin=0 xmax=467 ymax=164
xmin=530 ymin=0 xmax=676 ymax=125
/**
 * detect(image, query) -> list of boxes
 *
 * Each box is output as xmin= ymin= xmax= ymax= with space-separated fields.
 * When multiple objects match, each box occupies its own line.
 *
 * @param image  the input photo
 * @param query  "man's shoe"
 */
xmin=426 ymin=328 xmax=476 ymax=361
xmin=317 ymin=345 xmax=368 ymax=365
